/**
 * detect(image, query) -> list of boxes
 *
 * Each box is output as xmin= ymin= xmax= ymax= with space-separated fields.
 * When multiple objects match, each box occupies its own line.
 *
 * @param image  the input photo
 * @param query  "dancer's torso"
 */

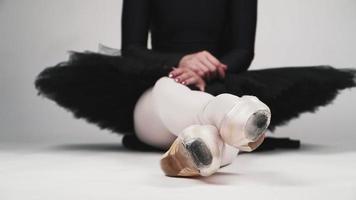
xmin=149 ymin=0 xmax=231 ymax=56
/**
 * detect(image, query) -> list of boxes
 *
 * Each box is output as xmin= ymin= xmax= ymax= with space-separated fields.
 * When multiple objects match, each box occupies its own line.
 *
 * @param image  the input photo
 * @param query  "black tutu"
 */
xmin=34 ymin=49 xmax=356 ymax=151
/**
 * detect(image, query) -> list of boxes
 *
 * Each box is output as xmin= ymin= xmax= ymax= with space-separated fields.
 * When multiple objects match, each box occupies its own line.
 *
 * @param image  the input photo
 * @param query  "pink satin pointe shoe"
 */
xmin=160 ymin=125 xmax=224 ymax=177
xmin=198 ymin=94 xmax=271 ymax=152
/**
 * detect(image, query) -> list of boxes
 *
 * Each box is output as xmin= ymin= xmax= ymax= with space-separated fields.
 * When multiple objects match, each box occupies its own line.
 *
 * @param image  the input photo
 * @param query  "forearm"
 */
xmin=220 ymin=0 xmax=257 ymax=74
xmin=220 ymin=49 xmax=254 ymax=74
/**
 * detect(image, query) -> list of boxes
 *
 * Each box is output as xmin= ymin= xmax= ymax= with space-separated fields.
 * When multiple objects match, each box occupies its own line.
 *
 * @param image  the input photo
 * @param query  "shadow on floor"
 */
xmin=251 ymin=142 xmax=356 ymax=155
xmin=49 ymin=139 xmax=356 ymax=156
xmin=50 ymin=143 xmax=133 ymax=153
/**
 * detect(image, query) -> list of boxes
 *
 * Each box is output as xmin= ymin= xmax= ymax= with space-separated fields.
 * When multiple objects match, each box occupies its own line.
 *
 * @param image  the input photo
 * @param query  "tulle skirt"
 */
xmin=34 ymin=47 xmax=356 ymax=151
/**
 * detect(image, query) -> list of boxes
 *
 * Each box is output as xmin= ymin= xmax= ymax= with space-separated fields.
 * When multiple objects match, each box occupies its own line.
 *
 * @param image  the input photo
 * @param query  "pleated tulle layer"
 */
xmin=35 ymin=50 xmax=356 ymax=138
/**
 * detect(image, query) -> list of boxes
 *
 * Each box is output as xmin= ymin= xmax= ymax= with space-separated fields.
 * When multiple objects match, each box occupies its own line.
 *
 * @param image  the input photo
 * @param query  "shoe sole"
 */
xmin=245 ymin=110 xmax=270 ymax=141
xmin=183 ymin=138 xmax=213 ymax=169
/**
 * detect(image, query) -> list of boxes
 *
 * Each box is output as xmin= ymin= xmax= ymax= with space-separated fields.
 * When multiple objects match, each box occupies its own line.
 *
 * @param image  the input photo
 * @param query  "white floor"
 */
xmin=1 ymin=131 xmax=356 ymax=200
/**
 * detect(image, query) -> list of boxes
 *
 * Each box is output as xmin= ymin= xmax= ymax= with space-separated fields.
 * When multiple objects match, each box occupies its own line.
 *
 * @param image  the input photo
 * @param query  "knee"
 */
xmin=153 ymin=76 xmax=190 ymax=98
xmin=154 ymin=76 xmax=175 ymax=88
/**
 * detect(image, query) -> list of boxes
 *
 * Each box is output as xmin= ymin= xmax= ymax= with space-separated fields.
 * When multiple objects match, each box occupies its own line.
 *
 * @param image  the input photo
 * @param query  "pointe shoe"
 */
xmin=198 ymin=94 xmax=271 ymax=152
xmin=160 ymin=125 xmax=223 ymax=177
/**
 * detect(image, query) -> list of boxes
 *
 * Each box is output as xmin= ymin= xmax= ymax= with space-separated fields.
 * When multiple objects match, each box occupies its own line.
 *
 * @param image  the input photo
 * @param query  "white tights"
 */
xmin=133 ymin=77 xmax=239 ymax=166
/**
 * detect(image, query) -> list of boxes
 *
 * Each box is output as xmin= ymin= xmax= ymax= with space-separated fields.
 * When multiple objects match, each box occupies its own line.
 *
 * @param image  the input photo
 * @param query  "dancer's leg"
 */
xmin=133 ymin=77 xmax=239 ymax=167
xmin=151 ymin=77 xmax=271 ymax=151
xmin=150 ymin=77 xmax=270 ymax=176
xmin=133 ymin=77 xmax=217 ymax=149
xmin=133 ymin=87 xmax=176 ymax=150
xmin=151 ymin=77 xmax=214 ymax=136
xmin=133 ymin=81 xmax=224 ymax=150
xmin=134 ymin=77 xmax=271 ymax=176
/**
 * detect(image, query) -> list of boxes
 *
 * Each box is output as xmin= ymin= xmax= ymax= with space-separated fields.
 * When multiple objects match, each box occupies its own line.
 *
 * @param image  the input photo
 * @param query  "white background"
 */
xmin=0 ymin=1 xmax=356 ymax=199
xmin=0 ymin=0 xmax=355 ymax=143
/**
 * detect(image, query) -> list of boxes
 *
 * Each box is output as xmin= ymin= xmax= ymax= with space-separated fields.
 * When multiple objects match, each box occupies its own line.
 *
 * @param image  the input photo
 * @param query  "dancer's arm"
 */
xmin=121 ymin=0 xmax=185 ymax=68
xmin=219 ymin=0 xmax=257 ymax=73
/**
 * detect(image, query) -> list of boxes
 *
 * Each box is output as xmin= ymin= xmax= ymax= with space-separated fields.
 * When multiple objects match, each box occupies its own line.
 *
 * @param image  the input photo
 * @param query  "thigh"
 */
xmin=134 ymin=87 xmax=176 ymax=150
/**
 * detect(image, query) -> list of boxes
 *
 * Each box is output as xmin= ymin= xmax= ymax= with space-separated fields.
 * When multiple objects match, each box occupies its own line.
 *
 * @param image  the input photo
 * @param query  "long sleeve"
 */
xmin=220 ymin=0 xmax=258 ymax=73
xmin=121 ymin=0 xmax=184 ymax=68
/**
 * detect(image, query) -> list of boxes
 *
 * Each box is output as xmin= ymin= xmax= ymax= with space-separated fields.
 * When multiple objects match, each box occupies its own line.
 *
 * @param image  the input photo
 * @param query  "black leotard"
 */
xmin=121 ymin=0 xmax=257 ymax=73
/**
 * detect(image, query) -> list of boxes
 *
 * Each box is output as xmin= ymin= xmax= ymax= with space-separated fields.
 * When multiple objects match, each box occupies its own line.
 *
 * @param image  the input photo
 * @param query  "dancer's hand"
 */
xmin=168 ymin=67 xmax=206 ymax=91
xmin=178 ymin=50 xmax=227 ymax=81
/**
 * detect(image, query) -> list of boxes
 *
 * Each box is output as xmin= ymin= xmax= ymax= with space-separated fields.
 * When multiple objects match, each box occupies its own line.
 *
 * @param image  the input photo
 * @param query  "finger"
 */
xmin=168 ymin=71 xmax=174 ymax=78
xmin=220 ymin=63 xmax=228 ymax=70
xmin=196 ymin=78 xmax=206 ymax=92
xmin=197 ymin=83 xmax=206 ymax=92
xmin=168 ymin=68 xmax=178 ymax=78
xmin=184 ymin=76 xmax=198 ymax=86
xmin=169 ymin=68 xmax=184 ymax=78
xmin=199 ymin=56 xmax=217 ymax=72
xmin=175 ymin=72 xmax=193 ymax=84
xmin=189 ymin=65 xmax=205 ymax=77
xmin=204 ymin=51 xmax=223 ymax=67
xmin=198 ymin=54 xmax=219 ymax=80
xmin=216 ymin=65 xmax=226 ymax=79
xmin=196 ymin=69 xmax=205 ymax=77
xmin=199 ymin=59 xmax=218 ymax=80
xmin=196 ymin=62 xmax=211 ymax=80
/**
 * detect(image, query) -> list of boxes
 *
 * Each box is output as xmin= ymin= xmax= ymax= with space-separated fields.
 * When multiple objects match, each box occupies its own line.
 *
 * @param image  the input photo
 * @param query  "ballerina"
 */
xmin=34 ymin=0 xmax=356 ymax=177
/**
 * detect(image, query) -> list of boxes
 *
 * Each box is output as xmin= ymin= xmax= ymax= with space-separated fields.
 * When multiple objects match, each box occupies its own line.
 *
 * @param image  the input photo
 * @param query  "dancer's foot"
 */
xmin=220 ymin=95 xmax=271 ymax=151
xmin=160 ymin=125 xmax=223 ymax=177
xmin=199 ymin=94 xmax=271 ymax=152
